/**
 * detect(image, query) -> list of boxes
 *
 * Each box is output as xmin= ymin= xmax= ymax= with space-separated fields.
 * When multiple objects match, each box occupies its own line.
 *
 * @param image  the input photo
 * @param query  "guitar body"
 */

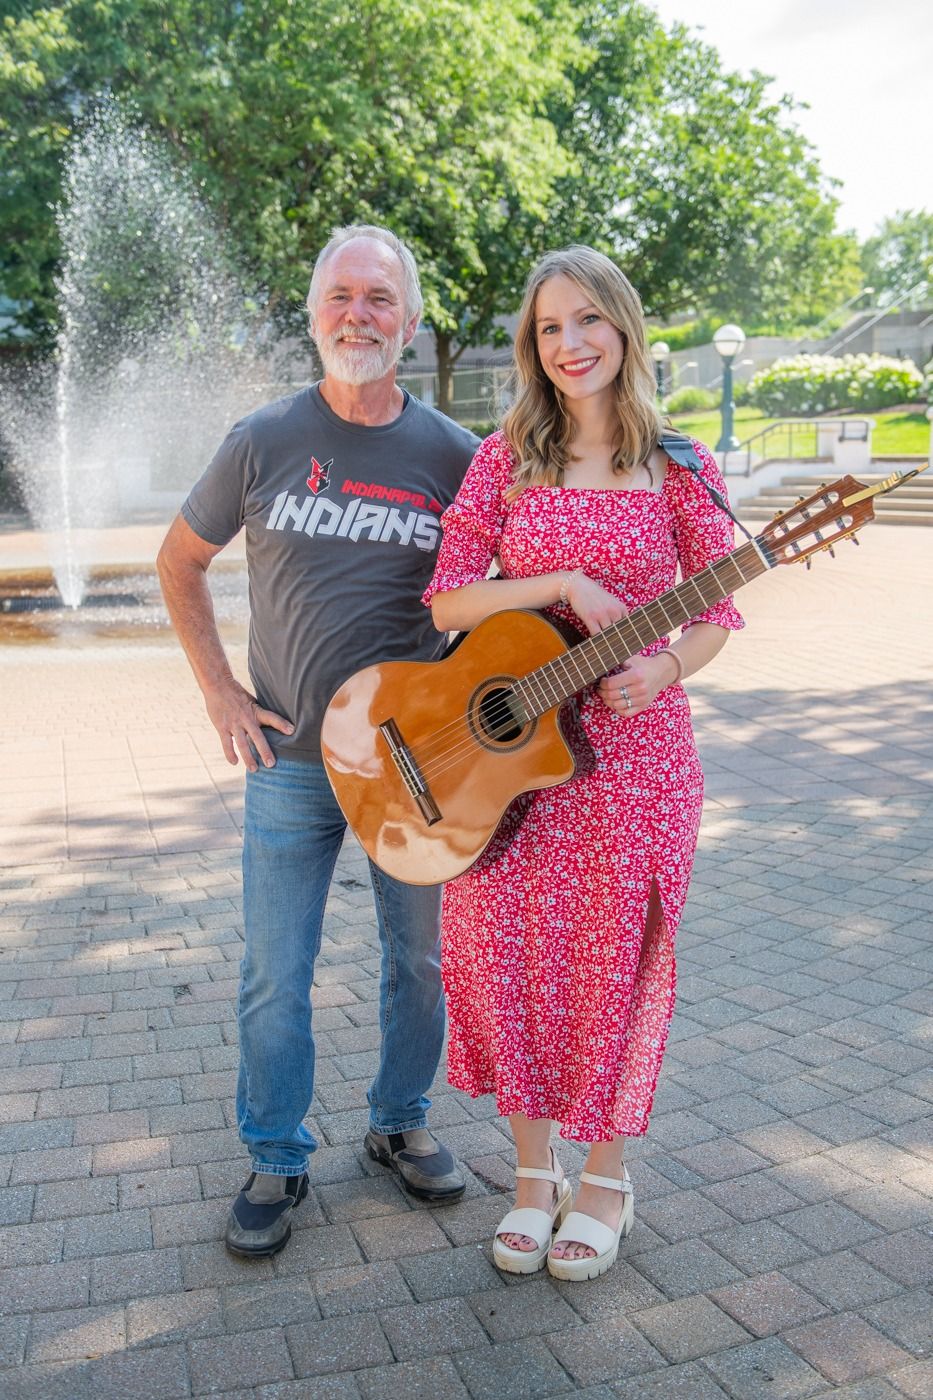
xmin=321 ymin=609 xmax=583 ymax=885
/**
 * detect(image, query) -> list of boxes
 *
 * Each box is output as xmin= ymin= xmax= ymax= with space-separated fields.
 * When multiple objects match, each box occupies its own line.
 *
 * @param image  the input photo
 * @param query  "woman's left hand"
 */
xmin=598 ymin=653 xmax=677 ymax=720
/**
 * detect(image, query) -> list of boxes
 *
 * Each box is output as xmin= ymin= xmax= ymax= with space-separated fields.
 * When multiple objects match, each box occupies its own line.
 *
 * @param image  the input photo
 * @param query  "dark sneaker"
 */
xmin=364 ymin=1128 xmax=466 ymax=1202
xmin=224 ymin=1171 xmax=309 ymax=1257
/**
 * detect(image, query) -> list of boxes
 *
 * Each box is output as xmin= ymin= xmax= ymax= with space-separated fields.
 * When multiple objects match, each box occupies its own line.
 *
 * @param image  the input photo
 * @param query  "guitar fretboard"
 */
xmin=513 ymin=537 xmax=770 ymax=719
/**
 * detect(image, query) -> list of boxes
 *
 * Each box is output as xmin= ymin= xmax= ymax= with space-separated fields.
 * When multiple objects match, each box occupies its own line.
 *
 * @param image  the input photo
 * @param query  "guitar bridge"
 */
xmin=379 ymin=718 xmax=441 ymax=826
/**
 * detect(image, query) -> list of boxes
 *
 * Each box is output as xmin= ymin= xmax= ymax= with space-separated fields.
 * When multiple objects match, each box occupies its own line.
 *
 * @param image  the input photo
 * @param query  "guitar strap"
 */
xmin=658 ymin=430 xmax=752 ymax=542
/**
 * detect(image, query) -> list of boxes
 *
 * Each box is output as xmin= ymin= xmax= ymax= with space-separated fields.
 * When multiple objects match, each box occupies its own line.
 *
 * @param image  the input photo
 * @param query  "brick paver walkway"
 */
xmin=1 ymin=523 xmax=931 ymax=1398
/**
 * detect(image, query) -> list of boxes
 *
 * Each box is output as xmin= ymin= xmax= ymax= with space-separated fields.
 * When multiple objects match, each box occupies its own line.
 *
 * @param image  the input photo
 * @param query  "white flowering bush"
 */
xmin=748 ymin=354 xmax=924 ymax=416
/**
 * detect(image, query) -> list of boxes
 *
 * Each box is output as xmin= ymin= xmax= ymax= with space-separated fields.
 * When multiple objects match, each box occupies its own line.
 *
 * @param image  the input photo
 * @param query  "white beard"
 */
xmin=315 ymin=326 xmax=405 ymax=385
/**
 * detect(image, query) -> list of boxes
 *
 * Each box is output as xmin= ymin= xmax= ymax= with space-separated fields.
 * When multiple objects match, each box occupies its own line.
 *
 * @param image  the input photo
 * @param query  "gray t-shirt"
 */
xmin=182 ymin=384 xmax=479 ymax=761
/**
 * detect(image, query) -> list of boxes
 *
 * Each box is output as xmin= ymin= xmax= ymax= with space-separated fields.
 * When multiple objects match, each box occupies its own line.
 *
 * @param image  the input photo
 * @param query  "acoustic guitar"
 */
xmin=321 ymin=470 xmax=922 ymax=886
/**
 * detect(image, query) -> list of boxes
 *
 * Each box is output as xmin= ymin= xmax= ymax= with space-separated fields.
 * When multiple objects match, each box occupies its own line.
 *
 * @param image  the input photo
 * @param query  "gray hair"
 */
xmin=306 ymin=224 xmax=424 ymax=325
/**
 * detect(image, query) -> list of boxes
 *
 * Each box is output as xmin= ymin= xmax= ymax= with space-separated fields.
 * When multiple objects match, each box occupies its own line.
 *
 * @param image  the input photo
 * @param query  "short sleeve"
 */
xmin=422 ymin=431 xmax=514 ymax=606
xmin=180 ymin=419 xmax=252 ymax=548
xmin=666 ymin=439 xmax=745 ymax=633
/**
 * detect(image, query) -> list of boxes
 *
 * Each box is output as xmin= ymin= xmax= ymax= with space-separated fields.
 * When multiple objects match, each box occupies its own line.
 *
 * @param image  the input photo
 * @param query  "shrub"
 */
xmin=748 ymin=353 xmax=923 ymax=416
xmin=664 ymin=386 xmax=718 ymax=413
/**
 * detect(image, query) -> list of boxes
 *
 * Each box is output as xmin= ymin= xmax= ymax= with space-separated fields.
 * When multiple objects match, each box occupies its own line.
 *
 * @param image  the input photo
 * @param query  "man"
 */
xmin=157 ymin=225 xmax=478 ymax=1257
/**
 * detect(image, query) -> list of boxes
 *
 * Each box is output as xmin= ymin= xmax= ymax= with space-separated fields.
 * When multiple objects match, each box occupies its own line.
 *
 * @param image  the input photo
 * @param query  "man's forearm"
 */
xmin=157 ymin=551 xmax=234 ymax=699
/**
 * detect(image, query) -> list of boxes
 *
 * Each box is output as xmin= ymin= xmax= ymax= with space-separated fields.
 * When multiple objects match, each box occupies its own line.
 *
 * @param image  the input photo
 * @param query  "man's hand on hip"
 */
xmin=205 ymin=680 xmax=294 ymax=772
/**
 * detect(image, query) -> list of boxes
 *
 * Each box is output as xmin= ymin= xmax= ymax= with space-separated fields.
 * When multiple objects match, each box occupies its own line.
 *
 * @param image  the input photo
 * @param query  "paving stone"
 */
xmin=272 ymin=1222 xmax=363 ymax=1278
xmin=545 ymin=1256 xmax=665 ymax=1322
xmin=779 ymin=1200 xmax=881 ymax=1252
xmin=350 ymin=1209 xmax=451 ymax=1260
xmin=379 ymin=1295 xmax=490 ymax=1360
xmin=453 ymin=1336 xmax=575 ymax=1399
xmin=0 ymin=1314 xmax=29 ymax=1368
xmin=636 ymin=1189 xmax=735 ymax=1242
xmin=784 ymin=1251 xmax=902 ymax=1311
xmin=1 ymin=1258 xmax=91 ymax=1313
xmin=397 ymin=1243 xmax=502 ymax=1302
xmin=189 ymin=1327 xmax=295 ymax=1392
xmin=255 ymin=1378 xmax=362 ymax=1400
xmin=286 ymin=1314 xmax=394 ymax=1377
xmin=10 ymin=1344 xmax=191 ymax=1399
xmin=316 ymin=1175 xmax=409 ymax=1223
xmin=34 ymin=1174 xmax=119 ymax=1219
xmin=125 ymin=1287 xmax=225 ymax=1346
xmin=706 ymin=1219 xmax=815 ymax=1273
xmin=90 ymin=1246 xmax=182 ymax=1302
xmin=312 ymin=1260 xmax=411 ymax=1317
xmin=783 ymin=1313 xmax=914 ymax=1387
xmin=710 ymin=1271 xmax=828 ymax=1337
xmin=26 ymin=1302 xmax=126 ymax=1361
xmin=703 ymin=1335 xmax=825 ymax=1399
xmin=118 ymin=1164 xmax=201 ymax=1208
xmin=222 ymin=1275 xmax=322 ymax=1330
xmin=547 ymin=1313 xmax=666 ymax=1386
xmin=63 ymin=1206 xmax=152 ymax=1259
xmin=862 ymin=1289 xmax=933 ymax=1355
xmin=630 ymin=1294 xmax=750 ymax=1364
xmin=703 ymin=1171 xmax=804 ymax=1222
xmin=468 ymin=1278 xmax=579 ymax=1342
xmin=631 ymin=1238 xmax=744 ymax=1300
xmin=356 ymin=1355 xmax=471 ymax=1400
xmin=0 ymin=1183 xmax=35 ymax=1225
xmin=0 ymin=1220 xmax=65 ymax=1266
xmin=613 ymin=1363 xmax=731 ymax=1398
xmin=9 ymin=1145 xmax=92 ymax=1185
xmin=889 ymin=1359 xmax=933 ymax=1398
xmin=851 ymin=1237 xmax=930 ymax=1288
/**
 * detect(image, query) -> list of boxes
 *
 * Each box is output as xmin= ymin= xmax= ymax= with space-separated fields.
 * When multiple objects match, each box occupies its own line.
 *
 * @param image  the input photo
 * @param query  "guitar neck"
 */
xmin=514 ymin=536 xmax=772 ymax=719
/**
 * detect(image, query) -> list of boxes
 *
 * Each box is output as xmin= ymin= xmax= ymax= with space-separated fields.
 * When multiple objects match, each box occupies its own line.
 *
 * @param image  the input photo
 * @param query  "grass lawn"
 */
xmin=670 ymin=407 xmax=929 ymax=458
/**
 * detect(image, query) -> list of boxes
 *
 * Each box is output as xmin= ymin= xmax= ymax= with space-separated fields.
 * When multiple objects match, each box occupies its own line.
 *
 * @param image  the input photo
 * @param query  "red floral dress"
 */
xmin=423 ymin=432 xmax=744 ymax=1141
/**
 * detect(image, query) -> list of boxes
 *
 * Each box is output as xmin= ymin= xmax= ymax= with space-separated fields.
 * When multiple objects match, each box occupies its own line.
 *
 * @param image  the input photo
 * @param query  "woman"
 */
xmin=423 ymin=246 xmax=743 ymax=1281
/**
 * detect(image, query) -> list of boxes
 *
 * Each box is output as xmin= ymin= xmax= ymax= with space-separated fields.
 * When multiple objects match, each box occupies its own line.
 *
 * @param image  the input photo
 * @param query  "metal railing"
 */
xmin=721 ymin=417 xmax=872 ymax=476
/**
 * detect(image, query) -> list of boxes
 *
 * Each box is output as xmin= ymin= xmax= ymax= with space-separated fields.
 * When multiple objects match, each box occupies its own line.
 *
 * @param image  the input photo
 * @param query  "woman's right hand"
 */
xmin=564 ymin=571 xmax=628 ymax=636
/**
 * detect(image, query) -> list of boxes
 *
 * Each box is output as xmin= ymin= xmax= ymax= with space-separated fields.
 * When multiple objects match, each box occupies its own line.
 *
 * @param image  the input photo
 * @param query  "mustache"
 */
xmin=320 ymin=328 xmax=388 ymax=351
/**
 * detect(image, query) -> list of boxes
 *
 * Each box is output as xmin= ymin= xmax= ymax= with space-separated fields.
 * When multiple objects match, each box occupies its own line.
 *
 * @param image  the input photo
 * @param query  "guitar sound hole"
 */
xmin=477 ymin=687 xmax=525 ymax=744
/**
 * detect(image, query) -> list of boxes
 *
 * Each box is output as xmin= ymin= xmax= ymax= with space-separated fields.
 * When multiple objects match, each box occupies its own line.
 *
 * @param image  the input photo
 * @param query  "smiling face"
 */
xmin=534 ymin=273 xmax=625 ymax=407
xmin=310 ymin=237 xmax=419 ymax=386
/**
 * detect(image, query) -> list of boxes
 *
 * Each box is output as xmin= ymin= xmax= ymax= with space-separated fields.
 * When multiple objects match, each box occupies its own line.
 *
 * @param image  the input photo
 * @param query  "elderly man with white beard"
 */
xmin=157 ymin=226 xmax=477 ymax=1257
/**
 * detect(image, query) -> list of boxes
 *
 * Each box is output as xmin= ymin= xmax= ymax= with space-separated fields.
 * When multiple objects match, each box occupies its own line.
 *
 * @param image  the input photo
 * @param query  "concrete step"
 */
xmin=776 ymin=471 xmax=932 ymax=488
xmin=741 ymin=506 xmax=932 ymax=526
xmin=738 ymin=464 xmax=933 ymax=526
xmin=756 ymin=485 xmax=933 ymax=502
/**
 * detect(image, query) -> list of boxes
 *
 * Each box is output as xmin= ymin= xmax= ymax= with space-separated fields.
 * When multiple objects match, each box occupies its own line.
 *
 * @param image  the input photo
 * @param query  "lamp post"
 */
xmin=713 ymin=323 xmax=745 ymax=453
xmin=650 ymin=341 xmax=670 ymax=398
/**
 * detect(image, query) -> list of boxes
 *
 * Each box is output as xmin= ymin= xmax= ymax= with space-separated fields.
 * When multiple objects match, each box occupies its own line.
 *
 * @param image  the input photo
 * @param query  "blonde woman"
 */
xmin=423 ymin=246 xmax=744 ymax=1281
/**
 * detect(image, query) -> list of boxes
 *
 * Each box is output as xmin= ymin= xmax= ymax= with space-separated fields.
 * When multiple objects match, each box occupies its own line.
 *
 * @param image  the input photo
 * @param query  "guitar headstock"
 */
xmin=759 ymin=475 xmax=875 ymax=567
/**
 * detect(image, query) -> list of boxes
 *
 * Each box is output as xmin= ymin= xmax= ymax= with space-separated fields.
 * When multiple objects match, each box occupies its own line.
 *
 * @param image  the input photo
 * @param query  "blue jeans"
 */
xmin=237 ymin=756 xmax=445 ymax=1176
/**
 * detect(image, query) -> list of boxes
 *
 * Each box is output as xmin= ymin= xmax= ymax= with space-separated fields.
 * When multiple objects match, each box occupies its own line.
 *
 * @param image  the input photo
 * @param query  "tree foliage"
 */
xmin=2 ymin=0 xmax=868 ymax=408
xmin=861 ymin=209 xmax=933 ymax=306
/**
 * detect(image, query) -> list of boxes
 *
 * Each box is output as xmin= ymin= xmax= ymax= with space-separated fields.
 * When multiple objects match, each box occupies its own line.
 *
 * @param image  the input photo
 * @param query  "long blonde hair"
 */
xmin=502 ymin=247 xmax=662 ymax=498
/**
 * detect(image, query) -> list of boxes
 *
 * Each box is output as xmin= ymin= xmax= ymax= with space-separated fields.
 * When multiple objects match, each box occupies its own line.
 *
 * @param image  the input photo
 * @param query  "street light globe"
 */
xmin=713 ymin=324 xmax=745 ymax=360
xmin=650 ymin=340 xmax=670 ymax=363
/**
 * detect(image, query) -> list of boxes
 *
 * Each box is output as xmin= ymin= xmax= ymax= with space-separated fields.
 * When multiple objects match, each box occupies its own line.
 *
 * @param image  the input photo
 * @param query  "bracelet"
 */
xmin=659 ymin=648 xmax=684 ymax=686
xmin=559 ymin=568 xmax=584 ymax=606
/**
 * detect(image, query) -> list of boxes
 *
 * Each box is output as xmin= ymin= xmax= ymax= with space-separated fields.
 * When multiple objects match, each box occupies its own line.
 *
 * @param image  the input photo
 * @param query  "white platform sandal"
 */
xmin=546 ymin=1168 xmax=634 ymax=1281
xmin=492 ymin=1153 xmax=573 ymax=1275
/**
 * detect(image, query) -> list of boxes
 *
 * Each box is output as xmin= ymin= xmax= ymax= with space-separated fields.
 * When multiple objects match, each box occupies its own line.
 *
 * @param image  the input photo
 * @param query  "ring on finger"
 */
xmin=626 ymin=696 xmax=633 ymax=710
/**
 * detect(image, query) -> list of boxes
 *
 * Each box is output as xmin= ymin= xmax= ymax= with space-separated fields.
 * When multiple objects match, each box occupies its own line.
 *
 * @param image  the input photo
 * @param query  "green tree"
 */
xmin=861 ymin=209 xmax=933 ymax=306
xmin=2 ymin=0 xmax=865 ymax=406
xmin=540 ymin=3 xmax=862 ymax=325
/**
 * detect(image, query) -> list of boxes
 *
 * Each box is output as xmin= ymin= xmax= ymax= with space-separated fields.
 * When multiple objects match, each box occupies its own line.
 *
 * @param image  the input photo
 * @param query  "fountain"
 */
xmin=0 ymin=97 xmax=290 ymax=616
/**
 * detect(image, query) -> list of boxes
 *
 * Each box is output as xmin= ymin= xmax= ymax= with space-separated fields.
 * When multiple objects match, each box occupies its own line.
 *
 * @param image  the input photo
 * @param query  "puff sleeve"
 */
xmin=666 ymin=439 xmax=746 ymax=633
xmin=422 ymin=431 xmax=515 ymax=606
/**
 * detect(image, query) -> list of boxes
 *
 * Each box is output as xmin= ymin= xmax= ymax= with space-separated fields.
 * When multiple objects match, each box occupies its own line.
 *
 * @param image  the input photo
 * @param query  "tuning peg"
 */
xmin=805 ymin=557 xmax=812 ymax=570
xmin=851 ymin=536 xmax=860 ymax=546
xmin=828 ymin=545 xmax=835 ymax=558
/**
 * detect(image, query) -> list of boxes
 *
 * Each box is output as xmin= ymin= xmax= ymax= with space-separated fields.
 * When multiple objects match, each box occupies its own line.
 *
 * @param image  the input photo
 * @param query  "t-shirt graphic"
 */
xmin=181 ymin=384 xmax=479 ymax=761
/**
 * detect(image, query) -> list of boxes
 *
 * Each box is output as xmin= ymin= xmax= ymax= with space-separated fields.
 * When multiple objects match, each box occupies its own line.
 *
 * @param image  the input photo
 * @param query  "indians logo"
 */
xmin=306 ymin=456 xmax=333 ymax=494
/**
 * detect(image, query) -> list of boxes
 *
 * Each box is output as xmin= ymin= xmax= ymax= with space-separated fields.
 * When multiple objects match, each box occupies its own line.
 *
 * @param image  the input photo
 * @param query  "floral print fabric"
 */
xmin=423 ymin=432 xmax=744 ymax=1140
